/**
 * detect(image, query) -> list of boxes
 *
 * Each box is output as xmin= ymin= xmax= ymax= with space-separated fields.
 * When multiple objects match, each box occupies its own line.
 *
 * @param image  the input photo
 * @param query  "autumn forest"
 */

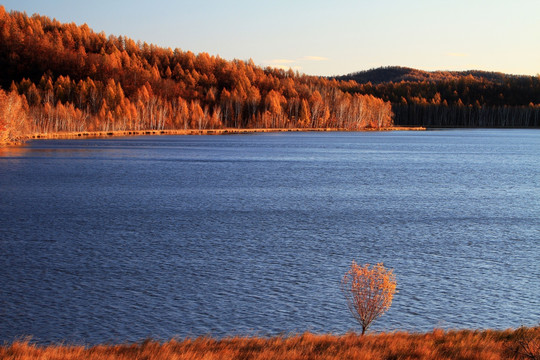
xmin=0 ymin=7 xmax=393 ymax=144
xmin=1 ymin=7 xmax=539 ymax=144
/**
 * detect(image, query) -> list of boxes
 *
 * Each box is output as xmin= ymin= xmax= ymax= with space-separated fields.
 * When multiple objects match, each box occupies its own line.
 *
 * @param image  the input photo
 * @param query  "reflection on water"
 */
xmin=0 ymin=145 xmax=31 ymax=157
xmin=0 ymin=130 xmax=539 ymax=345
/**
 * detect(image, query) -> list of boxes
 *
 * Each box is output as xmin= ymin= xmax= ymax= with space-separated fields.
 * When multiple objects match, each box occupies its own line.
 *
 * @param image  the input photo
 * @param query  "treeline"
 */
xmin=393 ymin=103 xmax=540 ymax=128
xmin=0 ymin=7 xmax=392 ymax=143
xmin=338 ymin=66 xmax=540 ymax=127
xmin=336 ymin=65 xmax=538 ymax=86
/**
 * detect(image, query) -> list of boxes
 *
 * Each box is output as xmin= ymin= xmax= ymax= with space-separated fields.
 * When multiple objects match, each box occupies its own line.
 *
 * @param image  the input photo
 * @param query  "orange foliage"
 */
xmin=0 ymin=7 xmax=394 ymax=140
xmin=1 ymin=327 xmax=538 ymax=360
xmin=0 ymin=88 xmax=31 ymax=144
xmin=341 ymin=262 xmax=397 ymax=335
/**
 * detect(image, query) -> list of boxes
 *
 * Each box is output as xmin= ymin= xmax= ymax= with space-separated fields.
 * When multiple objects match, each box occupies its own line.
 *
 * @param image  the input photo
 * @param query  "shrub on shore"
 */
xmin=341 ymin=262 xmax=397 ymax=335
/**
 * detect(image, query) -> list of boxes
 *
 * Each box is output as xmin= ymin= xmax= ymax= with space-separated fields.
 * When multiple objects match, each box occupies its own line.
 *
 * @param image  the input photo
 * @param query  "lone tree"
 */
xmin=341 ymin=261 xmax=397 ymax=335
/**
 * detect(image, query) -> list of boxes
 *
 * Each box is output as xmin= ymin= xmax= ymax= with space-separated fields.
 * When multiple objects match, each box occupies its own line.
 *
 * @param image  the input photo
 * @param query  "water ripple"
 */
xmin=0 ymin=130 xmax=539 ymax=344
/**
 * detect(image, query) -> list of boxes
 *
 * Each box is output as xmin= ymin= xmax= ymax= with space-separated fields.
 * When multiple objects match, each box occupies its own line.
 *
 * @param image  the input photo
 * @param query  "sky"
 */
xmin=3 ymin=0 xmax=540 ymax=76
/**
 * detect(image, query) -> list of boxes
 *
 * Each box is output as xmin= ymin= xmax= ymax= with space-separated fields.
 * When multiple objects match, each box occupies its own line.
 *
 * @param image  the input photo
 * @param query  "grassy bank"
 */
xmin=2 ymin=327 xmax=538 ymax=360
xmin=27 ymin=126 xmax=425 ymax=140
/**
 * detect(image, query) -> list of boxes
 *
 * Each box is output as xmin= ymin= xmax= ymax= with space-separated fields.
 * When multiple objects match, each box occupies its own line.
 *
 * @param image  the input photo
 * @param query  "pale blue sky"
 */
xmin=3 ymin=0 xmax=540 ymax=76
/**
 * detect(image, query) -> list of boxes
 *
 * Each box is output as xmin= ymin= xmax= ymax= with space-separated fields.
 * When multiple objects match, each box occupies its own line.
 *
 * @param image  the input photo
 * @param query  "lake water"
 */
xmin=0 ymin=129 xmax=539 ymax=345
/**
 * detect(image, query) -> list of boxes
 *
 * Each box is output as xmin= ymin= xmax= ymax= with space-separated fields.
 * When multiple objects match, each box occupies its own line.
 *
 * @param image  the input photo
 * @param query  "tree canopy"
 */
xmin=336 ymin=66 xmax=540 ymax=127
xmin=0 ymin=7 xmax=392 ymax=143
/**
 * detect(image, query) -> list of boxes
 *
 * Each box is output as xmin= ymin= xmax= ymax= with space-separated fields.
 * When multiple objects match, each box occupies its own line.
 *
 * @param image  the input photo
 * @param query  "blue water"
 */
xmin=0 ymin=129 xmax=539 ymax=344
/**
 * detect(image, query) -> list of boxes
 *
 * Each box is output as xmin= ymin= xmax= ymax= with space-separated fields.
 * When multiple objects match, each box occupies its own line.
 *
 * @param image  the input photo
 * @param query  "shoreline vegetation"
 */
xmin=0 ymin=7 xmax=394 ymax=147
xmin=2 ymin=8 xmax=537 ymax=147
xmin=28 ymin=126 xmax=425 ymax=140
xmin=336 ymin=66 xmax=540 ymax=128
xmin=1 ymin=327 xmax=538 ymax=360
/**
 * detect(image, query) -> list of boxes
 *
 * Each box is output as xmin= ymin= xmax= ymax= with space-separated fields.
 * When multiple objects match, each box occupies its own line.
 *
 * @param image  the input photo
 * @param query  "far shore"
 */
xmin=27 ymin=126 xmax=425 ymax=140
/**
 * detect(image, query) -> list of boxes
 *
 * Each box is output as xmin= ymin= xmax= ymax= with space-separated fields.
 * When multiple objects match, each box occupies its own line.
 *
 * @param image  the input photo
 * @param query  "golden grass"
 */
xmin=28 ymin=126 xmax=425 ymax=140
xmin=2 ymin=327 xmax=538 ymax=360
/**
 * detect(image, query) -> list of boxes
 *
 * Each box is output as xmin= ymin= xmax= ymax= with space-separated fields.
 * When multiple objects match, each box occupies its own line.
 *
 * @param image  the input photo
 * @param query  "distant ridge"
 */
xmin=334 ymin=66 xmax=533 ymax=85
xmin=332 ymin=66 xmax=540 ymax=128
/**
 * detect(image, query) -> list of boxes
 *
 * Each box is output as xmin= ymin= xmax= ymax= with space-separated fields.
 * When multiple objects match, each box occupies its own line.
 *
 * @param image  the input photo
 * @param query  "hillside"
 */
xmin=335 ymin=66 xmax=533 ymax=85
xmin=335 ymin=66 xmax=540 ymax=127
xmin=0 ymin=7 xmax=392 ymax=144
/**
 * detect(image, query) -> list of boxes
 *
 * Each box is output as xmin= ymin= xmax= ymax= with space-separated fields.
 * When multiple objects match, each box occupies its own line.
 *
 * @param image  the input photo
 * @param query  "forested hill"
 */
xmin=335 ymin=66 xmax=532 ymax=85
xmin=0 ymin=7 xmax=392 ymax=144
xmin=334 ymin=66 xmax=540 ymax=128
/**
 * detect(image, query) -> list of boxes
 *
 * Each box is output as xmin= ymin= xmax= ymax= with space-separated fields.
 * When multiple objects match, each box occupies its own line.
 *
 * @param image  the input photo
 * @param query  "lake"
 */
xmin=0 ymin=129 xmax=539 ymax=345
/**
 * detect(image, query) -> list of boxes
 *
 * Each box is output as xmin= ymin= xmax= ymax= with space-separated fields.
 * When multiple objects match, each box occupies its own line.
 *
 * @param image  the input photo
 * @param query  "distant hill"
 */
xmin=334 ymin=66 xmax=540 ymax=128
xmin=334 ymin=66 xmax=532 ymax=85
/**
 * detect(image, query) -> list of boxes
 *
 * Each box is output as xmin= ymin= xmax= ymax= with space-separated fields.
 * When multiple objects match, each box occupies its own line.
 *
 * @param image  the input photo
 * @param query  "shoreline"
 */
xmin=28 ymin=126 xmax=426 ymax=140
xmin=1 ymin=327 xmax=537 ymax=359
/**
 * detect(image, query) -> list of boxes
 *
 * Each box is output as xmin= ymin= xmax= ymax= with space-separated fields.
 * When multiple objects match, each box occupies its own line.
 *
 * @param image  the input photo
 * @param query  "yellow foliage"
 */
xmin=0 ymin=89 xmax=31 ymax=145
xmin=341 ymin=261 xmax=397 ymax=335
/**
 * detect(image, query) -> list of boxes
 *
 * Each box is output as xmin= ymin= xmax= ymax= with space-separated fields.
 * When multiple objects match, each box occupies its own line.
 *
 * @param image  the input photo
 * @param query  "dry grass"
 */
xmin=2 ymin=327 xmax=538 ymax=360
xmin=29 ymin=128 xmax=344 ymax=140
xmin=27 ymin=126 xmax=425 ymax=140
